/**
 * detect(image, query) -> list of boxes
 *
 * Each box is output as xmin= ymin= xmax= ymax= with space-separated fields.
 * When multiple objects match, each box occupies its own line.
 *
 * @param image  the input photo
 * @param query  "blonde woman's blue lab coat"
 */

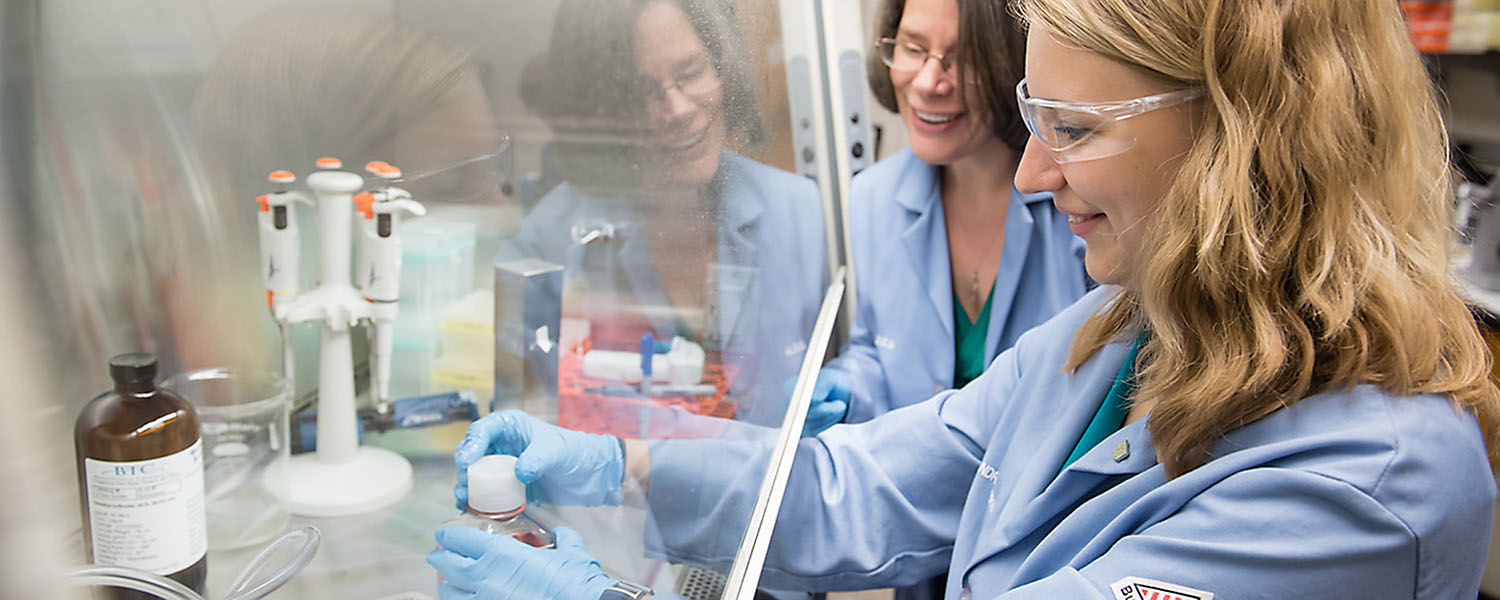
xmin=643 ymin=286 xmax=1496 ymax=599
xmin=829 ymin=148 xmax=1089 ymax=423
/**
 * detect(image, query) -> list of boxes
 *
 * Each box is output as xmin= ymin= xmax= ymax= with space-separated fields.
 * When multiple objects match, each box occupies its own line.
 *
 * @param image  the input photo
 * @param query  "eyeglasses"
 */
xmin=638 ymin=54 xmax=721 ymax=106
xmin=393 ymin=133 xmax=512 ymax=203
xmin=1015 ymin=78 xmax=1203 ymax=163
xmin=875 ymin=37 xmax=955 ymax=73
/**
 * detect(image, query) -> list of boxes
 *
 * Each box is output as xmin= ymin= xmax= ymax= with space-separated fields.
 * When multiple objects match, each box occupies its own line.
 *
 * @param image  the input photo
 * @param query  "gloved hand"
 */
xmin=427 ymin=525 xmax=613 ymax=600
xmin=790 ymin=368 xmax=850 ymax=437
xmin=454 ymin=410 xmax=624 ymax=510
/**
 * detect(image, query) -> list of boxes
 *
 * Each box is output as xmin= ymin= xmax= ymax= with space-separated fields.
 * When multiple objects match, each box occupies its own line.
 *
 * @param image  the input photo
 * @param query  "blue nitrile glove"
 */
xmin=454 ymin=410 xmax=624 ymax=510
xmin=427 ymin=525 xmax=613 ymax=600
xmin=784 ymin=368 xmax=850 ymax=437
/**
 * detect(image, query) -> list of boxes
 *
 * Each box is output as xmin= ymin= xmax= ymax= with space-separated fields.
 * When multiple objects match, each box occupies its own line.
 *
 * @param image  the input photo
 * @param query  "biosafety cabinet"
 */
xmin=0 ymin=0 xmax=875 ymax=598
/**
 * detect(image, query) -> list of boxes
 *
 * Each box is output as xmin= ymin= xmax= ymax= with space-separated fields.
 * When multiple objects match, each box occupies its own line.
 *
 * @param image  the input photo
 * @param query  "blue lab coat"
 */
xmin=645 ymin=286 xmax=1496 ymax=598
xmin=830 ymin=148 xmax=1089 ymax=422
xmin=497 ymin=151 xmax=827 ymax=426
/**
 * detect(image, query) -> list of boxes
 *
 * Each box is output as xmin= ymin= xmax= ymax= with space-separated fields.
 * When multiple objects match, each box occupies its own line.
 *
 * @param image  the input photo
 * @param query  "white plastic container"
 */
xmin=445 ymin=455 xmax=554 ymax=548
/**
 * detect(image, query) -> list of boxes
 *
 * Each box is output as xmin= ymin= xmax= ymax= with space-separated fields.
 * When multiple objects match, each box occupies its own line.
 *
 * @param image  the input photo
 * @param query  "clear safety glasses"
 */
xmin=397 ymin=133 xmax=513 ymax=203
xmin=1015 ymin=78 xmax=1203 ymax=163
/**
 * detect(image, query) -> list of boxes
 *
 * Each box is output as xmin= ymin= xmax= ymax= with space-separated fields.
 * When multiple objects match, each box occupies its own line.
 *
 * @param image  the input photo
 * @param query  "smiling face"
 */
xmin=634 ymin=0 xmax=727 ymax=187
xmin=889 ymin=0 xmax=1001 ymax=167
xmin=1013 ymin=26 xmax=1199 ymax=286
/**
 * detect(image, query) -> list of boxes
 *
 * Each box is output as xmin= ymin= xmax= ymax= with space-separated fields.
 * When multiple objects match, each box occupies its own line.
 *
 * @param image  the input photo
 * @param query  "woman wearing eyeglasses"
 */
xmin=496 ymin=0 xmax=828 ymax=429
xmin=802 ymin=0 xmax=1089 ymax=444
xmin=800 ymin=2 xmax=1090 ymax=591
xmin=434 ymin=0 xmax=1500 ymax=598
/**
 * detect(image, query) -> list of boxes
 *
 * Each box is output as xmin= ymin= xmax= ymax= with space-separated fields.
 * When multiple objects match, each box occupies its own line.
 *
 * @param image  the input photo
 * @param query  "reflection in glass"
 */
xmin=497 ymin=0 xmax=829 ymax=586
xmin=503 ymin=0 xmax=827 ymax=430
xmin=19 ymin=0 xmax=826 ymax=596
xmin=188 ymin=7 xmax=516 ymax=391
xmin=400 ymin=135 xmax=514 ymax=205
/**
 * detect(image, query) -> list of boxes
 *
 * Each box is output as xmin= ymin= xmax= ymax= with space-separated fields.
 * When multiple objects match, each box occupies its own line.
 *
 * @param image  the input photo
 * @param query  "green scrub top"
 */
xmin=1058 ymin=334 xmax=1143 ymax=475
xmin=952 ymin=288 xmax=996 ymax=389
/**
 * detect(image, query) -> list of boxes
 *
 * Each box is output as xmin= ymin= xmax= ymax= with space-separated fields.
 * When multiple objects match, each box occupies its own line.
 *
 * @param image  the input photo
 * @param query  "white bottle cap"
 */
xmin=468 ymin=455 xmax=526 ymax=513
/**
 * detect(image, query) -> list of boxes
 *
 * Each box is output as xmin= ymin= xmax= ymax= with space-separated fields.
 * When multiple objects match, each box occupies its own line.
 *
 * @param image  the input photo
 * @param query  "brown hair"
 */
xmin=529 ymin=0 xmax=765 ymax=189
xmin=1019 ymin=0 xmax=1500 ymax=478
xmin=867 ymin=0 xmax=1029 ymax=152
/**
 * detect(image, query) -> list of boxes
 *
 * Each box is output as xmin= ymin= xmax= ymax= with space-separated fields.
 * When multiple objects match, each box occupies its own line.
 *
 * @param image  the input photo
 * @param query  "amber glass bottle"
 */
xmin=75 ymin=353 xmax=208 ymax=598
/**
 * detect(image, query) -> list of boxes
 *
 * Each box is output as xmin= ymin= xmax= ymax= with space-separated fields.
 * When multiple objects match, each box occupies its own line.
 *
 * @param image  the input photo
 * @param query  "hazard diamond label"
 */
xmin=1111 ymin=576 xmax=1214 ymax=600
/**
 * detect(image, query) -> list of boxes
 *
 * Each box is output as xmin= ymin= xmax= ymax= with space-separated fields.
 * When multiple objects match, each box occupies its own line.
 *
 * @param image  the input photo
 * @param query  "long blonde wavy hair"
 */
xmin=1017 ymin=0 xmax=1500 ymax=478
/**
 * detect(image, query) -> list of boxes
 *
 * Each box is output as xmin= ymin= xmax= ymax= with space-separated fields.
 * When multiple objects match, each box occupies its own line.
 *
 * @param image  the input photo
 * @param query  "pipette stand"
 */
xmin=266 ymin=165 xmax=413 ymax=517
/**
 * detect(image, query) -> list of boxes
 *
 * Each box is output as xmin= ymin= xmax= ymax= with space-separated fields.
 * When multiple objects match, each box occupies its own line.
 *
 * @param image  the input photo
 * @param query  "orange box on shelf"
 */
xmin=1403 ymin=0 xmax=1455 ymax=52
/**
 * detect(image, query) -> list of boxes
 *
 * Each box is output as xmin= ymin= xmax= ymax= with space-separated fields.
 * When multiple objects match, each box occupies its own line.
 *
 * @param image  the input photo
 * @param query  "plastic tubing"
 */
xmin=221 ymin=526 xmax=320 ymax=600
xmin=61 ymin=566 xmax=203 ymax=600
xmin=62 ymin=526 xmax=320 ymax=600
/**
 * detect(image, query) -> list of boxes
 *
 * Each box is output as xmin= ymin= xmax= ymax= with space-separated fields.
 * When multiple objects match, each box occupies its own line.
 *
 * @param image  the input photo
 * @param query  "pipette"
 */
xmin=256 ymin=170 xmax=313 ymax=382
xmin=251 ymin=157 xmax=416 ymax=516
xmin=356 ymin=163 xmax=425 ymax=415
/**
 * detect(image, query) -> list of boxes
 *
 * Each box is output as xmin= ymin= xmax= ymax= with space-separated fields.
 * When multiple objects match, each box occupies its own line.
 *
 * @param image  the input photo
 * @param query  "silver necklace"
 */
xmin=969 ymin=234 xmax=1002 ymax=311
xmin=944 ymin=184 xmax=1006 ymax=316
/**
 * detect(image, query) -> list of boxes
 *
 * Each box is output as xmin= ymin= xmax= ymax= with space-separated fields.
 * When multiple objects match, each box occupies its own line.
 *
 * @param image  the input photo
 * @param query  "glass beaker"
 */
xmin=164 ymin=368 xmax=292 ymax=550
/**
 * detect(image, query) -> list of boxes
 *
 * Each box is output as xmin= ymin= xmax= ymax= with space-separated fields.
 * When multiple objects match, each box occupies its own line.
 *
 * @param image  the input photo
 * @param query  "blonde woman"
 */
xmin=434 ymin=1 xmax=1500 ymax=598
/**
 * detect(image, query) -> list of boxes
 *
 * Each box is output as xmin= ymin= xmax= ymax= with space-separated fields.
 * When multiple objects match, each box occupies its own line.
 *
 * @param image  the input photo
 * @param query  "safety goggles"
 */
xmin=1015 ymin=78 xmax=1203 ymax=163
xmin=396 ymin=133 xmax=513 ymax=203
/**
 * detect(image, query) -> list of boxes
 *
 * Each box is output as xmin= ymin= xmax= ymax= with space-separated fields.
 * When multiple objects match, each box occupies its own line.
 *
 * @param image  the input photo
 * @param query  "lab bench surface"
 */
xmin=200 ymin=437 xmax=676 ymax=600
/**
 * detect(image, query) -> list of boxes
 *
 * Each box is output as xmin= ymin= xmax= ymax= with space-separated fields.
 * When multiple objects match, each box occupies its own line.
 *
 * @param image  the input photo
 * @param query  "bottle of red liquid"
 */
xmin=446 ymin=454 xmax=555 ymax=548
